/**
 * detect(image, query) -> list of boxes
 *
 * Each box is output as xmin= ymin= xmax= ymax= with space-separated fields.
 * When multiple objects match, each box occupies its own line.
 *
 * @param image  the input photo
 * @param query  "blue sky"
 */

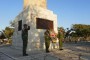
xmin=0 ymin=0 xmax=90 ymax=31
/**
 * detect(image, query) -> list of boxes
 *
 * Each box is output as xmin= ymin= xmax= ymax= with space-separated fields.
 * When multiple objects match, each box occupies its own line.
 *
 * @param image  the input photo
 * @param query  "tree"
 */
xmin=10 ymin=20 xmax=15 ymax=27
xmin=3 ymin=27 xmax=14 ymax=39
xmin=0 ymin=31 xmax=6 ymax=39
xmin=58 ymin=27 xmax=65 ymax=32
xmin=72 ymin=24 xmax=90 ymax=37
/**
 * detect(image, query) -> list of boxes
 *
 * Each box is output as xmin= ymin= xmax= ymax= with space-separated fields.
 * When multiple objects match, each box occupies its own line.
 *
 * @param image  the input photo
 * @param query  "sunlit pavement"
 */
xmin=52 ymin=41 xmax=90 ymax=60
xmin=0 ymin=41 xmax=90 ymax=60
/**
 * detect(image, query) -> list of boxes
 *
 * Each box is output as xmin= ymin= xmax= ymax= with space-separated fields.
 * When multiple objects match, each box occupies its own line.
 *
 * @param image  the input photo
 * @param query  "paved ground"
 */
xmin=0 ymin=41 xmax=90 ymax=60
xmin=0 ymin=52 xmax=15 ymax=60
xmin=64 ymin=41 xmax=90 ymax=60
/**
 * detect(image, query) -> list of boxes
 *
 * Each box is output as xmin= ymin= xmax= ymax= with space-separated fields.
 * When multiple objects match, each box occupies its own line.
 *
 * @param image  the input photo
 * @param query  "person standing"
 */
xmin=50 ymin=29 xmax=57 ymax=49
xmin=44 ymin=29 xmax=51 ymax=53
xmin=58 ymin=28 xmax=64 ymax=50
xmin=22 ymin=24 xmax=30 ymax=56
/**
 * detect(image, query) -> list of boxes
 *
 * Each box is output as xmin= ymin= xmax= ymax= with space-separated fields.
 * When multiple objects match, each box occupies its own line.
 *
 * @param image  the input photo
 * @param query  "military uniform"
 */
xmin=22 ymin=24 xmax=30 ymax=56
xmin=44 ymin=30 xmax=50 ymax=53
xmin=58 ymin=30 xmax=64 ymax=50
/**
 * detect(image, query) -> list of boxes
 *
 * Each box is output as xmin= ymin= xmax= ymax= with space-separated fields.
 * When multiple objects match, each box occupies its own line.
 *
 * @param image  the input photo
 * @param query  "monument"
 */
xmin=23 ymin=0 xmax=47 ymax=9
xmin=12 ymin=0 xmax=58 ymax=51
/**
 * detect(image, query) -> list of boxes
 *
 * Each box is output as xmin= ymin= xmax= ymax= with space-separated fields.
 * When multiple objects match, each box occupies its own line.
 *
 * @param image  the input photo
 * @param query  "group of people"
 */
xmin=21 ymin=24 xmax=64 ymax=56
xmin=44 ymin=28 xmax=64 ymax=53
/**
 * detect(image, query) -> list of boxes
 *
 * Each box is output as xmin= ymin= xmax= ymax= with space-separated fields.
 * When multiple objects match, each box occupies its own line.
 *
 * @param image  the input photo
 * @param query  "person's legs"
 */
xmin=23 ymin=40 xmax=28 ymax=56
xmin=59 ymin=39 xmax=63 ymax=50
xmin=47 ymin=40 xmax=50 ymax=52
xmin=45 ymin=42 xmax=48 ymax=52
xmin=45 ymin=40 xmax=50 ymax=53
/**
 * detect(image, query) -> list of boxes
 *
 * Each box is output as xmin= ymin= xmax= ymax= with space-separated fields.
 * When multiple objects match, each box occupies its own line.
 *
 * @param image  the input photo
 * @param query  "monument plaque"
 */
xmin=36 ymin=18 xmax=53 ymax=29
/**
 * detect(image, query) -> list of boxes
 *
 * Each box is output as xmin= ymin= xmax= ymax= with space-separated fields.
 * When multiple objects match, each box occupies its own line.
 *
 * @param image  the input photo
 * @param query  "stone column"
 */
xmin=23 ymin=0 xmax=47 ymax=9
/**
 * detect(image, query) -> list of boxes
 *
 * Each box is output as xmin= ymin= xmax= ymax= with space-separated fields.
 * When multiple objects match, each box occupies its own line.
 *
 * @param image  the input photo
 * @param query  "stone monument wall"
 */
xmin=12 ymin=3 xmax=58 ymax=51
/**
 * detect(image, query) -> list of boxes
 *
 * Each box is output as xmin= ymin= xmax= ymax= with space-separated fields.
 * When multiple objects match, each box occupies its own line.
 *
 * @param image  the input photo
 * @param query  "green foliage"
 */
xmin=10 ymin=20 xmax=15 ymax=27
xmin=0 ymin=31 xmax=6 ymax=39
xmin=3 ymin=27 xmax=14 ymax=39
xmin=72 ymin=24 xmax=90 ymax=37
xmin=58 ymin=27 xmax=65 ymax=32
